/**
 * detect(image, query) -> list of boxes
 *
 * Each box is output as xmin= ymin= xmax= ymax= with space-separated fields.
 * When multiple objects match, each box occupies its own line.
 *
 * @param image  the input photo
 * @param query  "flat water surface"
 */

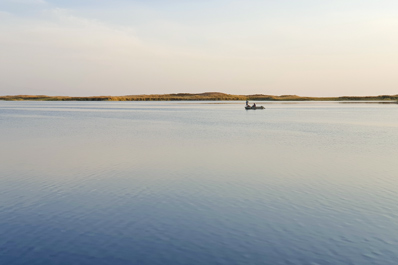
xmin=1 ymin=101 xmax=398 ymax=265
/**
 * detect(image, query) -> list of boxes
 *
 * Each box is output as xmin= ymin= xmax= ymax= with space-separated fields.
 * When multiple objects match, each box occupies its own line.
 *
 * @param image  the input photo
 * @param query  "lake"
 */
xmin=1 ymin=101 xmax=398 ymax=265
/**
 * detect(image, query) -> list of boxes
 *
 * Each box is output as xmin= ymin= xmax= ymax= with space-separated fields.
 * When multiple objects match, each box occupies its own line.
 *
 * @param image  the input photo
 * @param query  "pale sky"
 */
xmin=0 ymin=0 xmax=397 ymax=96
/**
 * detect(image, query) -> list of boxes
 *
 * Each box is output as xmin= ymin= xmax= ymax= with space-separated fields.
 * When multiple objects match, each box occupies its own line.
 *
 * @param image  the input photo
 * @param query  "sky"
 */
xmin=0 ymin=0 xmax=397 ymax=96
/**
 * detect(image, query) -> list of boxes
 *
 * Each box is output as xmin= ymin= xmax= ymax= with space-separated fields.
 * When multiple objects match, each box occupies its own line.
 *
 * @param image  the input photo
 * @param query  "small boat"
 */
xmin=245 ymin=106 xmax=265 ymax=110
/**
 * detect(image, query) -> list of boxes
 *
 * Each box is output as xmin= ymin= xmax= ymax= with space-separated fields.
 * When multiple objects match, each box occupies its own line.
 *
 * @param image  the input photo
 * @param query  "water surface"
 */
xmin=1 ymin=101 xmax=398 ymax=265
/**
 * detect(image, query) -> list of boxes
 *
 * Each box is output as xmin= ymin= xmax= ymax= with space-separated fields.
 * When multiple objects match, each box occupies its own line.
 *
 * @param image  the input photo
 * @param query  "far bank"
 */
xmin=1 ymin=92 xmax=398 ymax=101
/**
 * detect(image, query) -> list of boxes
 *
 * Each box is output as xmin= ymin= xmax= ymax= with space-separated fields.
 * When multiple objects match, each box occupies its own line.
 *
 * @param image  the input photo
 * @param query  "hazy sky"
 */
xmin=0 ymin=0 xmax=397 ymax=96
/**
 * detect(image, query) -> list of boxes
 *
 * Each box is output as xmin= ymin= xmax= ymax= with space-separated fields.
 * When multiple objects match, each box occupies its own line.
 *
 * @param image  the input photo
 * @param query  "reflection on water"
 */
xmin=338 ymin=101 xmax=398 ymax=104
xmin=1 ymin=101 xmax=398 ymax=265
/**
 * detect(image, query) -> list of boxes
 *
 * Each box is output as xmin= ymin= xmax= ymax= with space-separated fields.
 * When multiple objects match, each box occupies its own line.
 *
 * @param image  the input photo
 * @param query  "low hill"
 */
xmin=1 ymin=93 xmax=398 ymax=101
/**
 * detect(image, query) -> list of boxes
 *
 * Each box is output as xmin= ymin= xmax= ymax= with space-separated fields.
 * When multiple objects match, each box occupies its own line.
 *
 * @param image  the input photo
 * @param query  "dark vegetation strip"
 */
xmin=1 ymin=92 xmax=398 ymax=101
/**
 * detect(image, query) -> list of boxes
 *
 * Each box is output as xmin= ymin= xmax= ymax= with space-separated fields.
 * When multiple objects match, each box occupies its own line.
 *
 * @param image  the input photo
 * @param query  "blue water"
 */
xmin=1 ymin=101 xmax=398 ymax=265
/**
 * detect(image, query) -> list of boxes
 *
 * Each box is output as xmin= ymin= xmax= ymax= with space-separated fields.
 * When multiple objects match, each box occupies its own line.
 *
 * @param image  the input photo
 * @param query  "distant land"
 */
xmin=1 ymin=92 xmax=398 ymax=101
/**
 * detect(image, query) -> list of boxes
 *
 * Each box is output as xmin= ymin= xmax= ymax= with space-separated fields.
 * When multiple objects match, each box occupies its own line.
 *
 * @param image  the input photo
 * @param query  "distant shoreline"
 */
xmin=1 ymin=92 xmax=398 ymax=101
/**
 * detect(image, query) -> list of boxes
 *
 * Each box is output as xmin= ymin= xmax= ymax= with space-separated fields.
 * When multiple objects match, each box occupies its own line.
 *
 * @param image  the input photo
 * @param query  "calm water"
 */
xmin=1 ymin=101 xmax=398 ymax=265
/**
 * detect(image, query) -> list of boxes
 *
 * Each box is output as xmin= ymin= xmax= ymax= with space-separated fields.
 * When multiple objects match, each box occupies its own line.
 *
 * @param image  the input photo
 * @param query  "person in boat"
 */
xmin=246 ymin=100 xmax=249 ymax=107
xmin=252 ymin=103 xmax=256 ymax=108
